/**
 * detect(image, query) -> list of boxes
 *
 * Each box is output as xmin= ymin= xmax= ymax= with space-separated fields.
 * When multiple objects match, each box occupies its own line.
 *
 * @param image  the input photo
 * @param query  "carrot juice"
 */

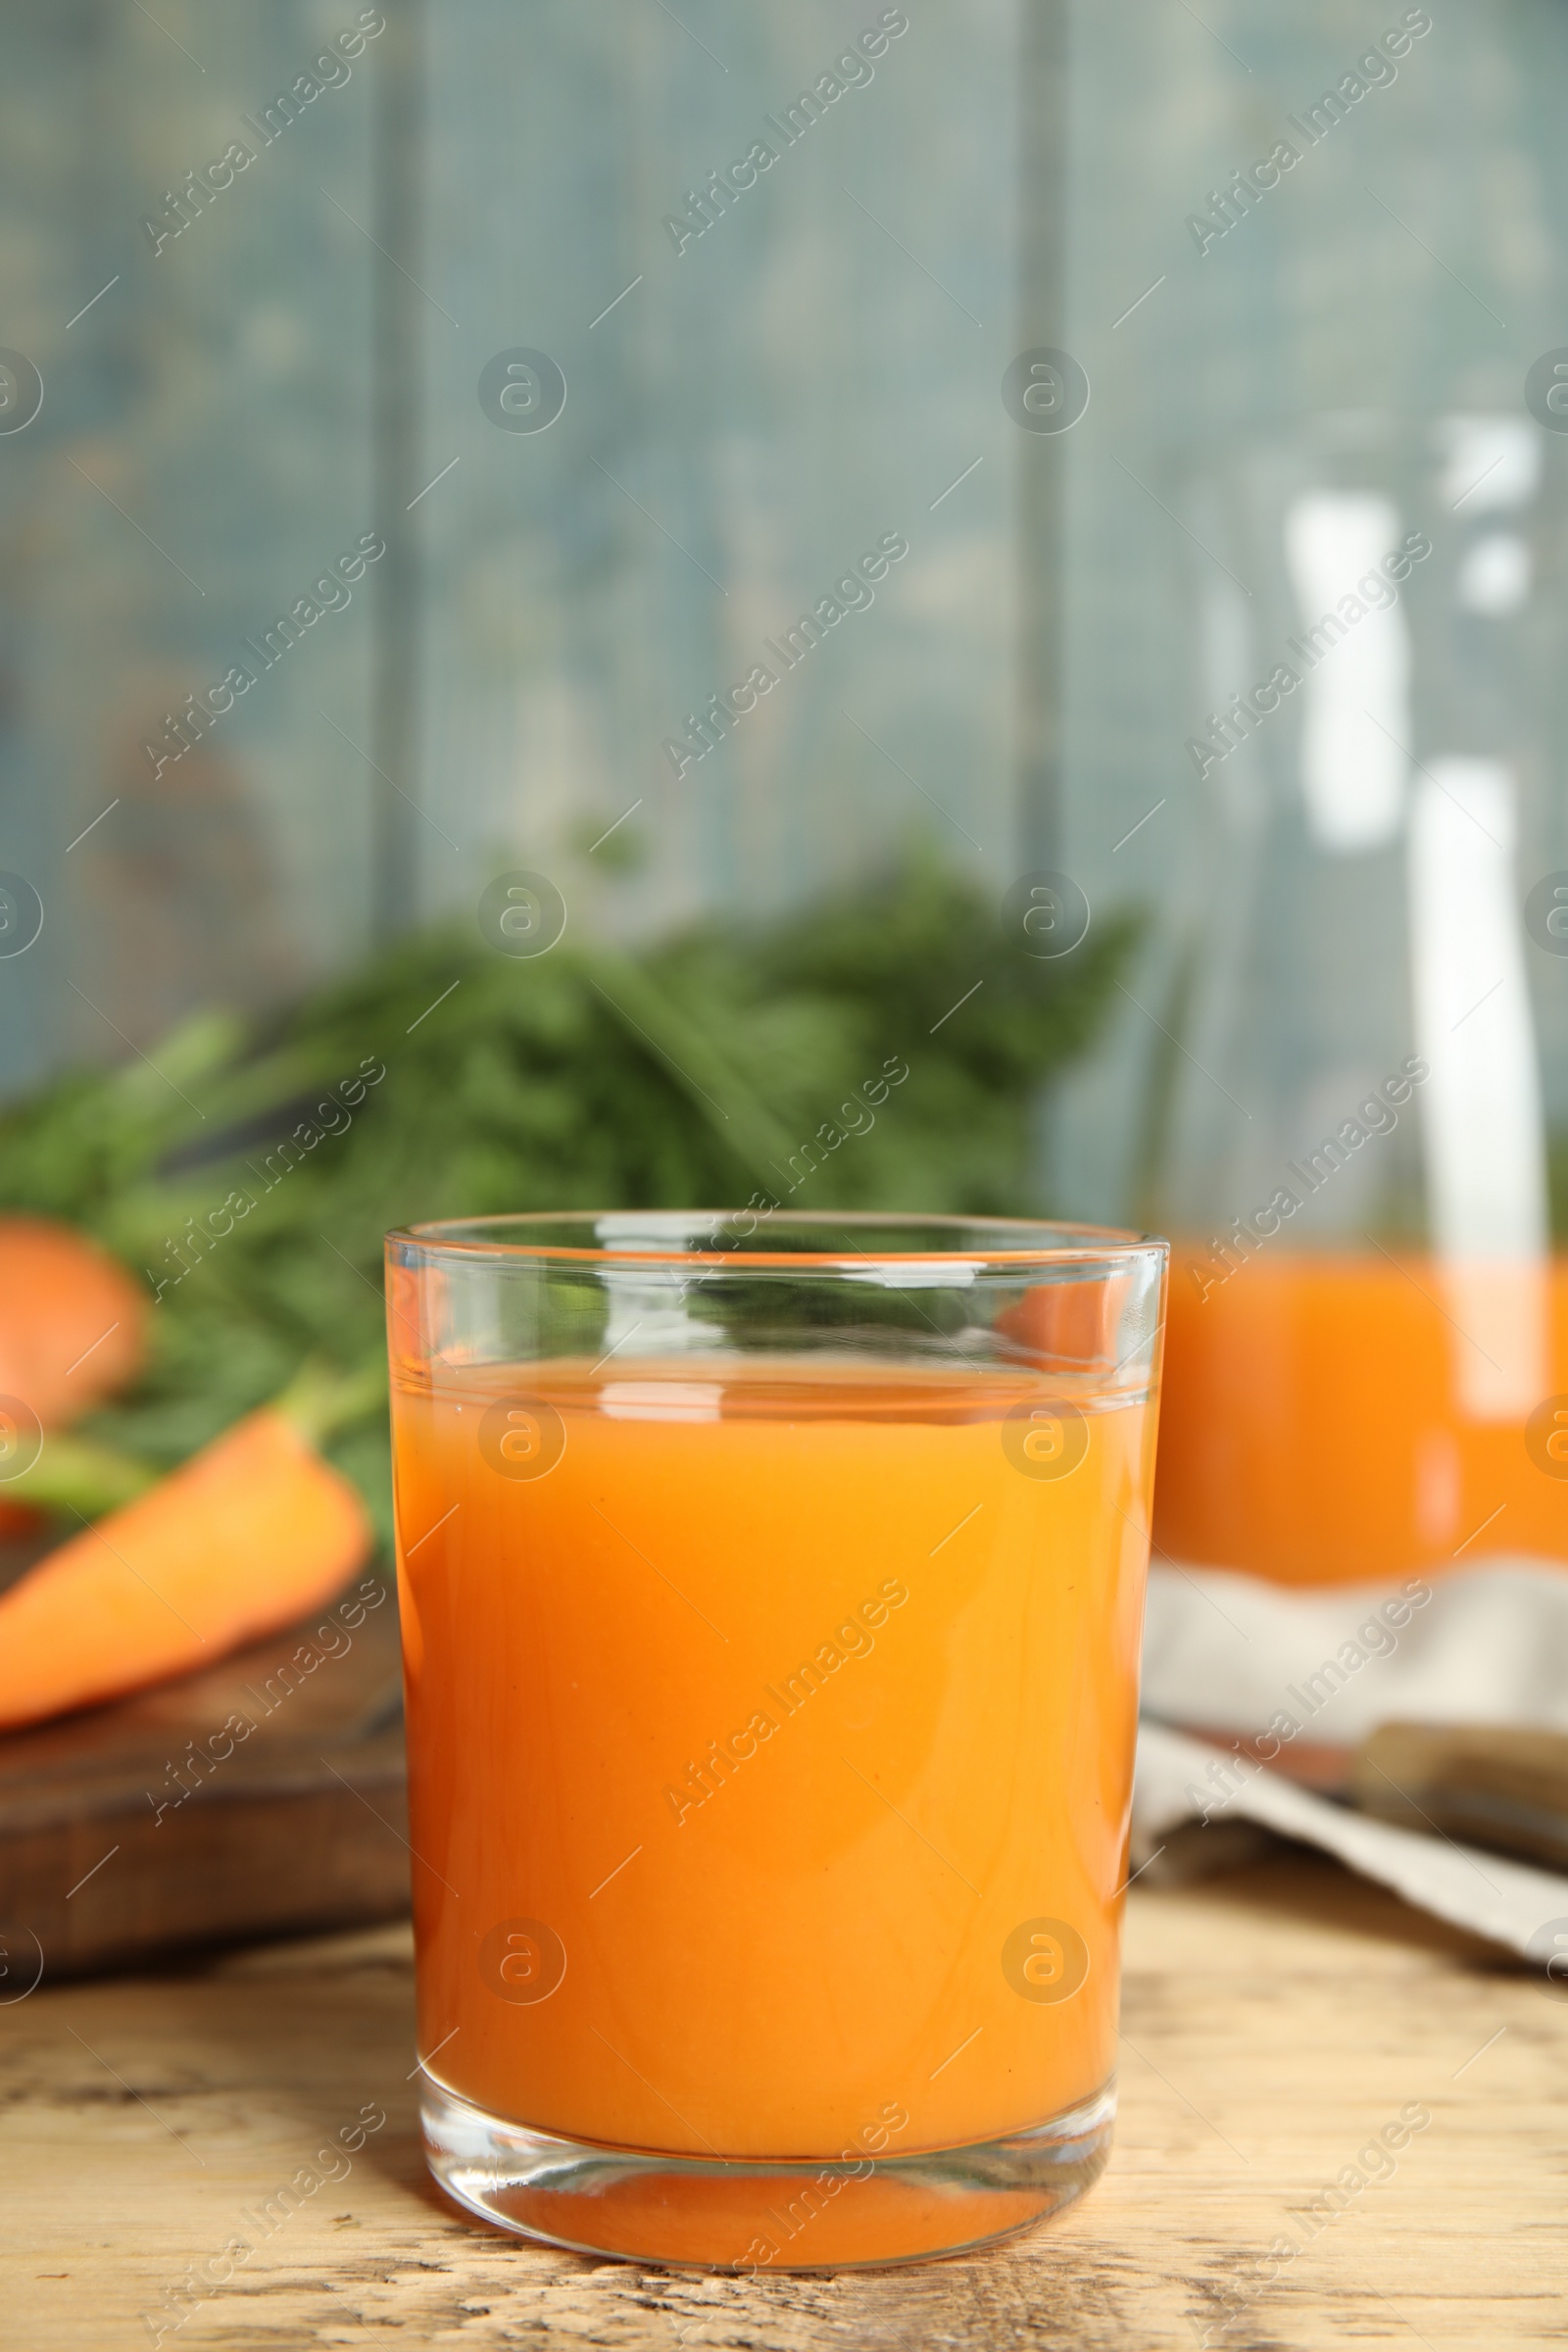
xmin=387 ymin=1215 xmax=1165 ymax=2270
xmin=1157 ymin=1249 xmax=1568 ymax=1583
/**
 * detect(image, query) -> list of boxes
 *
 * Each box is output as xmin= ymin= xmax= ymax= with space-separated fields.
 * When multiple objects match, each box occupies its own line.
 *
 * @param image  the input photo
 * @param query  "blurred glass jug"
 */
xmin=1149 ymin=415 xmax=1568 ymax=1584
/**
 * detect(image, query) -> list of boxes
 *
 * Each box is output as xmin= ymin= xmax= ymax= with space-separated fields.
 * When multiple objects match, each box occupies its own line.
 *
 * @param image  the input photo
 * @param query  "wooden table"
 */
xmin=4 ymin=1854 xmax=1564 ymax=2350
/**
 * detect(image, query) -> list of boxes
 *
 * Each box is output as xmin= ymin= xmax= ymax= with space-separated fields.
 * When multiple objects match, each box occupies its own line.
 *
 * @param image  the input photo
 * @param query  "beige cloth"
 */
xmin=1135 ymin=1559 xmax=1568 ymax=1964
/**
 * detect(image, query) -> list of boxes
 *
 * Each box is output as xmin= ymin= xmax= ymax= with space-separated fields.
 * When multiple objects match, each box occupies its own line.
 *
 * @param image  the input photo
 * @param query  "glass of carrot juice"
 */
xmin=385 ymin=1212 xmax=1166 ymax=2271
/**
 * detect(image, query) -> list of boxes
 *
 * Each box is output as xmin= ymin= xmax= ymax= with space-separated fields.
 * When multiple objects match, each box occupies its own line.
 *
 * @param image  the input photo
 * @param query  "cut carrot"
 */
xmin=0 ymin=1215 xmax=150 ymax=1539
xmin=0 ymin=1214 xmax=148 ymax=1428
xmin=0 ymin=1381 xmax=377 ymax=1731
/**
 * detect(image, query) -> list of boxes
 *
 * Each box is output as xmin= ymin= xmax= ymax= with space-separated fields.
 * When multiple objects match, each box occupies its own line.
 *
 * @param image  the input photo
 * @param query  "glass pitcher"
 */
xmin=1149 ymin=414 xmax=1568 ymax=1584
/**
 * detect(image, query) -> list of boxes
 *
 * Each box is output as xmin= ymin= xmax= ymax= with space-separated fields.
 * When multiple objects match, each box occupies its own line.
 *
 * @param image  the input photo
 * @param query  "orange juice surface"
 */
xmin=391 ymin=1356 xmax=1155 ymax=2160
xmin=1157 ymin=1250 xmax=1568 ymax=1583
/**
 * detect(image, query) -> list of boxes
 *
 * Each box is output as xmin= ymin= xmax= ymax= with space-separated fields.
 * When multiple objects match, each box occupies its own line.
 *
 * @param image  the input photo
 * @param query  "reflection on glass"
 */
xmin=1409 ymin=759 xmax=1546 ymax=1419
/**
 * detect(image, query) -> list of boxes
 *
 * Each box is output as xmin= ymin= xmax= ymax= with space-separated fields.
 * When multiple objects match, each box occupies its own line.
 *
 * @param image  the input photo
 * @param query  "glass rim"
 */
xmin=386 ymin=1209 xmax=1168 ymax=1272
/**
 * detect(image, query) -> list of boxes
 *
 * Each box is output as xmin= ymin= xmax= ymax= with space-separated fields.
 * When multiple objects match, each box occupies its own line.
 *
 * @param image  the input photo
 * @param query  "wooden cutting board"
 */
xmin=0 ymin=1540 xmax=410 ymax=1984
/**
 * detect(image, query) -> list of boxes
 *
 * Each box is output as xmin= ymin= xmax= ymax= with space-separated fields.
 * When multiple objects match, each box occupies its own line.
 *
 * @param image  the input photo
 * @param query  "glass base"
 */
xmin=420 ymin=2075 xmax=1115 ymax=2272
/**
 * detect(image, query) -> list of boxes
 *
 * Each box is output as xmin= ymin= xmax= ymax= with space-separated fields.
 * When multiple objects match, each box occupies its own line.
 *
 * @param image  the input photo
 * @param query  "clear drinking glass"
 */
xmin=385 ymin=1211 xmax=1165 ymax=2271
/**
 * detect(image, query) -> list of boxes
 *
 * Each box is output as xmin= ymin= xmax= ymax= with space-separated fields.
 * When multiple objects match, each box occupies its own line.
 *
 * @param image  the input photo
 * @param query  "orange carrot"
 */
xmin=0 ymin=1215 xmax=150 ymax=1538
xmin=0 ymin=1388 xmax=376 ymax=1731
xmin=0 ymin=1214 xmax=148 ymax=1428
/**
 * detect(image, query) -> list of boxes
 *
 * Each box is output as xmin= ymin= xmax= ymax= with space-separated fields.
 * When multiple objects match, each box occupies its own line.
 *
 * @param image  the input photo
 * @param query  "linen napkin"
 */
xmin=1134 ymin=1558 xmax=1568 ymax=1964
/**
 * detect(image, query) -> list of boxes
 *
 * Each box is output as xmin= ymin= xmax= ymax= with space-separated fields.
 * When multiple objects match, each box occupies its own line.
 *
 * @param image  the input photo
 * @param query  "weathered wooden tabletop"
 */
xmin=3 ymin=1853 xmax=1564 ymax=2350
